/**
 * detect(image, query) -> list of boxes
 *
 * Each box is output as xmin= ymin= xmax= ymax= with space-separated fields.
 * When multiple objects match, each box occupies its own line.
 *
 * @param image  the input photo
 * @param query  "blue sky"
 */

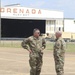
xmin=1 ymin=0 xmax=75 ymax=18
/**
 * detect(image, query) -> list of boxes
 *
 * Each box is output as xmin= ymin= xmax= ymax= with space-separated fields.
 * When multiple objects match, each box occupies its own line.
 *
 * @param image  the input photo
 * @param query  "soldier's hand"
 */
xmin=40 ymin=48 xmax=44 ymax=53
xmin=29 ymin=50 xmax=32 ymax=53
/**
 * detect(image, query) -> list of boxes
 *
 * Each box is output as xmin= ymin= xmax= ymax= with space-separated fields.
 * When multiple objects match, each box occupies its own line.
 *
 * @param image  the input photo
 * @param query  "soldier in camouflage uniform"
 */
xmin=53 ymin=31 xmax=66 ymax=75
xmin=21 ymin=29 xmax=46 ymax=75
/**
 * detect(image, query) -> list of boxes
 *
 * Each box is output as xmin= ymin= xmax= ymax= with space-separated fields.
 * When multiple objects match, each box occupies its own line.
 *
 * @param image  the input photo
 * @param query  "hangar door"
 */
xmin=1 ymin=18 xmax=45 ymax=38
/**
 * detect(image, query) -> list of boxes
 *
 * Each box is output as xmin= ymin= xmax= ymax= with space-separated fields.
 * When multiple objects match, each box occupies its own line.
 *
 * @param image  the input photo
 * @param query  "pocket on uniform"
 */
xmin=29 ymin=53 xmax=36 ymax=59
xmin=40 ymin=52 xmax=43 ymax=57
xmin=29 ymin=57 xmax=37 ymax=67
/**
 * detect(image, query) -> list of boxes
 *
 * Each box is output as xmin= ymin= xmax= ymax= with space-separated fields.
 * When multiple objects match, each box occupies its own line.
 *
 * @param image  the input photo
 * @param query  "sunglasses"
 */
xmin=37 ymin=32 xmax=40 ymax=34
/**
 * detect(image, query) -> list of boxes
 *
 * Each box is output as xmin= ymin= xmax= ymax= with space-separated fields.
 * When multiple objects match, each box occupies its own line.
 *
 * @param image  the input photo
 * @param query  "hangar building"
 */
xmin=1 ymin=5 xmax=75 ymax=38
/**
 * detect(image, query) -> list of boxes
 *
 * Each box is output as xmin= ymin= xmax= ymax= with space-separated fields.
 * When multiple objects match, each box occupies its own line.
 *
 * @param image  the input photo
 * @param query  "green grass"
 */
xmin=66 ymin=43 xmax=75 ymax=52
xmin=0 ymin=42 xmax=21 ymax=48
xmin=0 ymin=41 xmax=75 ymax=52
xmin=46 ymin=42 xmax=75 ymax=52
xmin=46 ymin=42 xmax=54 ymax=50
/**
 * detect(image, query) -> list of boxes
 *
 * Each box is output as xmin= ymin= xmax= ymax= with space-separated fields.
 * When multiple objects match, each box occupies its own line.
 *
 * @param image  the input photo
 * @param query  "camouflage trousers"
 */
xmin=54 ymin=54 xmax=65 ymax=75
xmin=29 ymin=52 xmax=43 ymax=75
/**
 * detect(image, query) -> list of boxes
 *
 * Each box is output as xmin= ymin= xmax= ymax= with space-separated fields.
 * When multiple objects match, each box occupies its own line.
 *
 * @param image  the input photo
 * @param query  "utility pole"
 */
xmin=54 ymin=20 xmax=56 ymax=33
xmin=0 ymin=3 xmax=1 ymax=40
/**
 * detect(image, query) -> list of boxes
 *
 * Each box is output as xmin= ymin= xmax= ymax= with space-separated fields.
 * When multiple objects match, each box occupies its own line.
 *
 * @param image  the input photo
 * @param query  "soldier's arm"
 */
xmin=42 ymin=38 xmax=46 ymax=49
xmin=21 ymin=38 xmax=30 ymax=51
xmin=61 ymin=40 xmax=66 ymax=50
xmin=55 ymin=41 xmax=61 ymax=49
xmin=61 ymin=40 xmax=66 ymax=54
xmin=54 ymin=41 xmax=63 ymax=58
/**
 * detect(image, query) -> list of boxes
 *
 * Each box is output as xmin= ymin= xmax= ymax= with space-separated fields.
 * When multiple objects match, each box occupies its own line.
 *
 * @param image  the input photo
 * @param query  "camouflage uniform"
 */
xmin=21 ymin=36 xmax=46 ymax=75
xmin=53 ymin=38 xmax=66 ymax=75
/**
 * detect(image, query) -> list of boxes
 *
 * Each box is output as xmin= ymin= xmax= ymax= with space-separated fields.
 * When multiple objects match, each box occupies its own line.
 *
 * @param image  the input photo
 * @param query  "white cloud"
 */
xmin=57 ymin=0 xmax=75 ymax=18
xmin=1 ymin=0 xmax=19 ymax=7
xmin=30 ymin=1 xmax=45 ymax=8
xmin=1 ymin=0 xmax=10 ymax=6
xmin=1 ymin=1 xmax=10 ymax=6
xmin=57 ymin=0 xmax=75 ymax=8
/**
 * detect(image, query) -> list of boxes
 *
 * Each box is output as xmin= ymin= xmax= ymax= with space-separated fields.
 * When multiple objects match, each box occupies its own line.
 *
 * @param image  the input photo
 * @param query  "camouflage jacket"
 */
xmin=21 ymin=36 xmax=46 ymax=52
xmin=53 ymin=37 xmax=66 ymax=56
